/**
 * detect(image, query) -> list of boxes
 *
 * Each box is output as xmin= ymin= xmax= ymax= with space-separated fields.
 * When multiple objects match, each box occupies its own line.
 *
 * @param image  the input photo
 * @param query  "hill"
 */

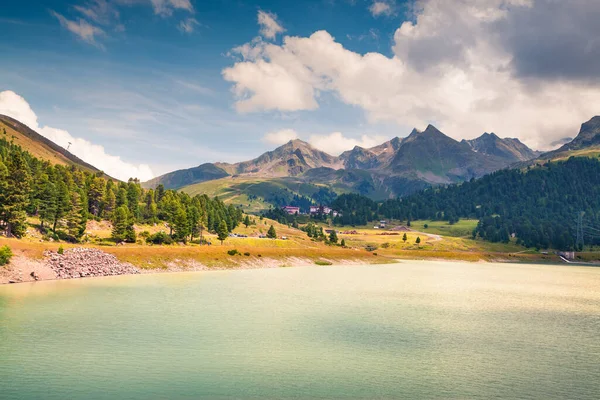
xmin=0 ymin=114 xmax=104 ymax=175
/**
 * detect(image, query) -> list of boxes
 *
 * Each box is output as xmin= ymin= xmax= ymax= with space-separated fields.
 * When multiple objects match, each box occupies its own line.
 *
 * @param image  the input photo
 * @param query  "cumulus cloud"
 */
xmin=262 ymin=129 xmax=299 ymax=145
xmin=369 ymin=1 xmax=395 ymax=17
xmin=149 ymin=0 xmax=193 ymax=16
xmin=51 ymin=10 xmax=106 ymax=48
xmin=257 ymin=11 xmax=285 ymax=40
xmin=309 ymin=132 xmax=387 ymax=155
xmin=0 ymin=91 xmax=154 ymax=181
xmin=222 ymin=0 xmax=600 ymax=149
xmin=178 ymin=17 xmax=199 ymax=33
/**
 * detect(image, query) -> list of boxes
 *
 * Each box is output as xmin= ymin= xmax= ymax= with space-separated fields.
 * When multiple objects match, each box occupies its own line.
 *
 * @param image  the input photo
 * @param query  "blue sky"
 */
xmin=1 ymin=0 xmax=600 ymax=180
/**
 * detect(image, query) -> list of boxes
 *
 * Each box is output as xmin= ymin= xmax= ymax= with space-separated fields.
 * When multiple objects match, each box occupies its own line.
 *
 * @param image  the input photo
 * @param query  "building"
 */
xmin=309 ymin=205 xmax=337 ymax=215
xmin=282 ymin=206 xmax=300 ymax=215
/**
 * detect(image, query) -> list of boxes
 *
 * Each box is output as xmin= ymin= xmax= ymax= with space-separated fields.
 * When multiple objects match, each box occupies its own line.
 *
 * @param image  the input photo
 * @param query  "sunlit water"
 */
xmin=1 ymin=261 xmax=599 ymax=399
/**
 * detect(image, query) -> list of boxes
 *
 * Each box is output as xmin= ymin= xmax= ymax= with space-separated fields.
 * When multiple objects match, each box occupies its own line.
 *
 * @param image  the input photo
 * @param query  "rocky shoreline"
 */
xmin=1 ymin=248 xmax=140 ymax=284
xmin=0 ymin=247 xmax=371 ymax=284
xmin=45 ymin=248 xmax=140 ymax=280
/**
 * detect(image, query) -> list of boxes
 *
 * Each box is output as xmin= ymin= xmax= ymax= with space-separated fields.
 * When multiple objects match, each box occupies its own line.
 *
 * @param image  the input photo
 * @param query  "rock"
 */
xmin=44 ymin=248 xmax=140 ymax=280
xmin=30 ymin=271 xmax=39 ymax=281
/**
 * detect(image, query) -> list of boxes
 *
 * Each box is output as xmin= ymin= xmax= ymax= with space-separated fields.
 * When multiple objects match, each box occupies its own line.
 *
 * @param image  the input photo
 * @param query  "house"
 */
xmin=282 ymin=206 xmax=300 ymax=215
xmin=309 ymin=205 xmax=338 ymax=216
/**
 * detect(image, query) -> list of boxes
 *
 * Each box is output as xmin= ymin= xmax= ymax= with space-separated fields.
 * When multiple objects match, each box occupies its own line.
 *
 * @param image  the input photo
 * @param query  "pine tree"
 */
xmin=340 ymin=238 xmax=346 ymax=247
xmin=38 ymin=178 xmax=57 ymax=229
xmin=112 ymin=206 xmax=131 ymax=242
xmin=329 ymin=230 xmax=338 ymax=244
xmin=66 ymin=190 xmax=87 ymax=242
xmin=0 ymin=152 xmax=31 ymax=237
xmin=173 ymin=205 xmax=190 ymax=242
xmin=267 ymin=225 xmax=277 ymax=239
xmin=416 ymin=236 xmax=421 ymax=245
xmin=87 ymin=176 xmax=105 ymax=217
xmin=217 ymin=220 xmax=228 ymax=245
xmin=402 ymin=233 xmax=407 ymax=242
xmin=243 ymin=215 xmax=251 ymax=228
xmin=103 ymin=189 xmax=116 ymax=220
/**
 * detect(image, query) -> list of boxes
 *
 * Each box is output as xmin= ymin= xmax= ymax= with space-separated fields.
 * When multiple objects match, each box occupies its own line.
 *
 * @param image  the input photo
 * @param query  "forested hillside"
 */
xmin=332 ymin=158 xmax=600 ymax=250
xmin=0 ymin=133 xmax=243 ymax=243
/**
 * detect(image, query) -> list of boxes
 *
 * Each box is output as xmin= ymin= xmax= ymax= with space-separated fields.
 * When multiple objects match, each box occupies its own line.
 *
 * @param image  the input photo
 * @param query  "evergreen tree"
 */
xmin=173 ymin=205 xmax=190 ymax=242
xmin=340 ymin=238 xmax=346 ymax=247
xmin=66 ymin=190 xmax=87 ymax=242
xmin=87 ymin=176 xmax=105 ymax=217
xmin=103 ymin=188 xmax=116 ymax=220
xmin=267 ymin=225 xmax=277 ymax=239
xmin=243 ymin=215 xmax=251 ymax=228
xmin=416 ymin=236 xmax=421 ymax=245
xmin=0 ymin=152 xmax=31 ymax=237
xmin=112 ymin=206 xmax=132 ymax=242
xmin=217 ymin=220 xmax=229 ymax=245
xmin=329 ymin=230 xmax=338 ymax=244
xmin=37 ymin=178 xmax=57 ymax=229
xmin=402 ymin=233 xmax=407 ymax=243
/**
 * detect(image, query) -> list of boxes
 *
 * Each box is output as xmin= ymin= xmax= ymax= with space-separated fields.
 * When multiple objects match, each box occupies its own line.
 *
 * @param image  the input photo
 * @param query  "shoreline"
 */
xmin=2 ymin=245 xmax=595 ymax=286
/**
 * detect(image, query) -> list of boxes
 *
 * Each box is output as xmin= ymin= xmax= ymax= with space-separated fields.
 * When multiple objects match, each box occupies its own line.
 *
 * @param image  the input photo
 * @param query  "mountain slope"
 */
xmin=339 ymin=137 xmax=402 ymax=170
xmin=534 ymin=116 xmax=600 ymax=163
xmin=386 ymin=125 xmax=508 ymax=184
xmin=143 ymin=163 xmax=229 ymax=190
xmin=219 ymin=139 xmax=343 ymax=177
xmin=0 ymin=114 xmax=103 ymax=174
xmin=464 ymin=132 xmax=539 ymax=162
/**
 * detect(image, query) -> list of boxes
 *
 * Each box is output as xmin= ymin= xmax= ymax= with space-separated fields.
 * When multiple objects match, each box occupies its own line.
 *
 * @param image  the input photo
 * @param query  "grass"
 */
xmin=180 ymin=176 xmax=337 ymax=214
xmin=9 ymin=213 xmax=596 ymax=273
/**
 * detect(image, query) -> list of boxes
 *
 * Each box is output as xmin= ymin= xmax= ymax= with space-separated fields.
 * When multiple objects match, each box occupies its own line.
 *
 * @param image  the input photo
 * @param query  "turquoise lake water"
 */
xmin=1 ymin=261 xmax=599 ymax=399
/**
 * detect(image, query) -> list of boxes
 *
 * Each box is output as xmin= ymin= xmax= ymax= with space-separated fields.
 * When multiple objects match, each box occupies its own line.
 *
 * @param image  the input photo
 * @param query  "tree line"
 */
xmin=330 ymin=157 xmax=600 ymax=250
xmin=0 ymin=132 xmax=243 ymax=243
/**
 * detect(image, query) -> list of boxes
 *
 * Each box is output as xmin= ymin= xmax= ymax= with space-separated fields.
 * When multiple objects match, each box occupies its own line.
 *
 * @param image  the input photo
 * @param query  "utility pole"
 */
xmin=576 ymin=211 xmax=585 ymax=250
xmin=67 ymin=142 xmax=72 ymax=151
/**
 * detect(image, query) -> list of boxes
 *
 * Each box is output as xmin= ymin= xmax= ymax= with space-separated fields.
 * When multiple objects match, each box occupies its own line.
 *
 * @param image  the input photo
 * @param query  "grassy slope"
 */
xmin=180 ymin=176 xmax=341 ymax=213
xmin=0 ymin=119 xmax=102 ymax=175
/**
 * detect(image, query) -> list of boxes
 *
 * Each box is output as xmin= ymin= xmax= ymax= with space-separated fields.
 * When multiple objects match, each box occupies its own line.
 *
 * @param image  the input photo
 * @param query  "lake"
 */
xmin=1 ymin=261 xmax=599 ymax=399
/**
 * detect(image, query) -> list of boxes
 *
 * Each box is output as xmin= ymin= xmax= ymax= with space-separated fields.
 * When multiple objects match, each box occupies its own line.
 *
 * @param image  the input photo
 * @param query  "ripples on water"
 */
xmin=1 ymin=261 xmax=599 ymax=399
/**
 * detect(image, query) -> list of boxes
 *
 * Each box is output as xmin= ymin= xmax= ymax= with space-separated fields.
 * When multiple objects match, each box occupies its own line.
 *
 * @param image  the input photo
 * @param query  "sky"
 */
xmin=1 ymin=0 xmax=600 ymax=181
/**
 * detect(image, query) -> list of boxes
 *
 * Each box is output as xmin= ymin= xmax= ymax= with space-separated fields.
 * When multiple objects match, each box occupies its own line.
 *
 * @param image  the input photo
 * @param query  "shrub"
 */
xmin=424 ymin=224 xmax=429 ymax=229
xmin=148 ymin=232 xmax=173 ymax=245
xmin=315 ymin=260 xmax=332 ymax=266
xmin=0 ymin=245 xmax=13 ymax=266
xmin=381 ymin=242 xmax=390 ymax=249
xmin=365 ymin=244 xmax=378 ymax=252
xmin=244 ymin=252 xmax=250 ymax=256
xmin=227 ymin=249 xmax=239 ymax=256
xmin=57 ymin=245 xmax=64 ymax=255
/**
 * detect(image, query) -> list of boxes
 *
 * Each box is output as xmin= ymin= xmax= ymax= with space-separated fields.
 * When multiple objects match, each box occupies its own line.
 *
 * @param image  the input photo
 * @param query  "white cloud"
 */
xmin=74 ymin=0 xmax=119 ymax=25
xmin=51 ymin=11 xmax=106 ymax=48
xmin=222 ymin=0 xmax=600 ymax=149
xmin=309 ymin=132 xmax=387 ymax=155
xmin=0 ymin=91 xmax=154 ymax=181
xmin=369 ymin=1 xmax=394 ymax=17
xmin=257 ymin=11 xmax=285 ymax=40
xmin=262 ymin=129 xmax=299 ymax=145
xmin=178 ymin=17 xmax=199 ymax=33
xmin=149 ymin=0 xmax=194 ymax=16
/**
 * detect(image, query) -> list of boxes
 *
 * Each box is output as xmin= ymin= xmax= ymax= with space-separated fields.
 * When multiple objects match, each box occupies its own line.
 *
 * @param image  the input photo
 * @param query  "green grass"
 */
xmin=409 ymin=219 xmax=478 ymax=237
xmin=181 ymin=176 xmax=336 ymax=213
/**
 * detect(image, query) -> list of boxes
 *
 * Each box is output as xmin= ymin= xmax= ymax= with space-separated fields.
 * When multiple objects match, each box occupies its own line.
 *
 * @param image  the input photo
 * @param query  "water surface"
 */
xmin=1 ymin=261 xmax=599 ymax=399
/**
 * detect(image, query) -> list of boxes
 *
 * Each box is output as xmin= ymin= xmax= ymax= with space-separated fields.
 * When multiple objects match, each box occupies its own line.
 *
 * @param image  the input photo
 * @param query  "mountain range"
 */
xmin=143 ymin=123 xmax=545 ymax=199
xmin=2 ymin=112 xmax=599 ymax=209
